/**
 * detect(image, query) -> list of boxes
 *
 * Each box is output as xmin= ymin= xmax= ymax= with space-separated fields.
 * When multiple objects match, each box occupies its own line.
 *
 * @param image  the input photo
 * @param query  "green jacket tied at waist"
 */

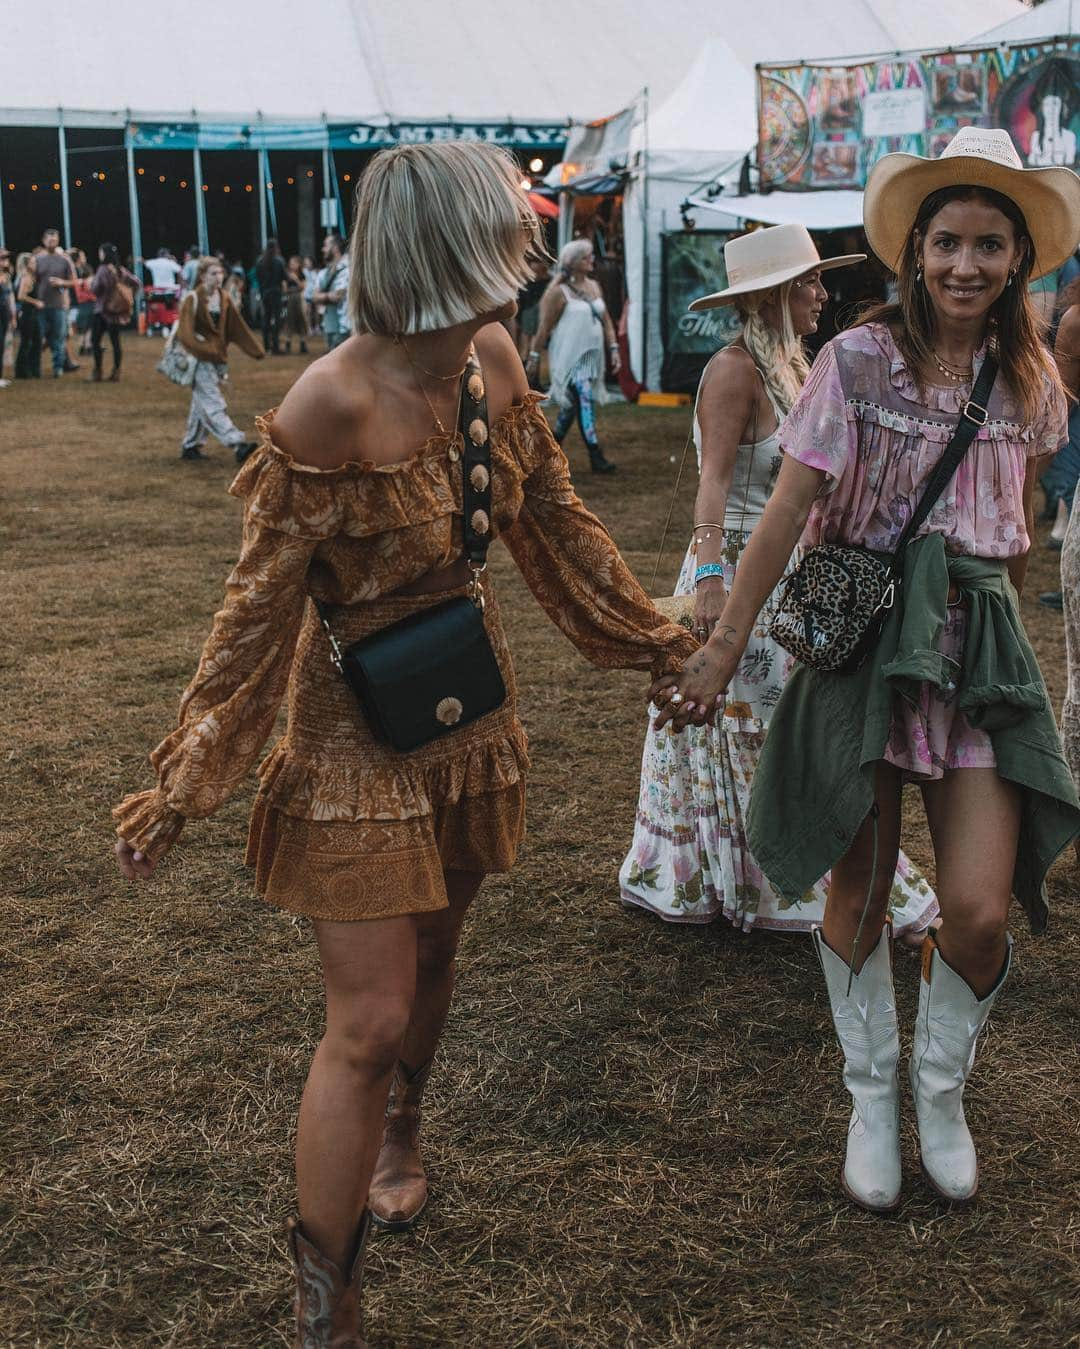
xmin=747 ymin=531 xmax=1080 ymax=933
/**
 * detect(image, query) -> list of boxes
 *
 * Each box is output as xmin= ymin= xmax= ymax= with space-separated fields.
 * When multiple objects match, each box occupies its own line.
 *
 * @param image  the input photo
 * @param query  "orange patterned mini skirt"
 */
xmin=246 ymin=581 xmax=529 ymax=922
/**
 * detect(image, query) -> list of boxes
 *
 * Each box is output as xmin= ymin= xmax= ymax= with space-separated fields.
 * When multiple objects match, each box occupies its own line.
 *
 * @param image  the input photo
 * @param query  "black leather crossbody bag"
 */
xmin=314 ymin=352 xmax=506 ymax=753
xmin=769 ymin=354 xmax=998 ymax=674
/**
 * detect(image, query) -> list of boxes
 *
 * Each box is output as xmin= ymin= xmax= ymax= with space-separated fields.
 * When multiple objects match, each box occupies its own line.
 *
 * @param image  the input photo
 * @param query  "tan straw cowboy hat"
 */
xmin=688 ymin=223 xmax=864 ymax=311
xmin=863 ymin=126 xmax=1080 ymax=281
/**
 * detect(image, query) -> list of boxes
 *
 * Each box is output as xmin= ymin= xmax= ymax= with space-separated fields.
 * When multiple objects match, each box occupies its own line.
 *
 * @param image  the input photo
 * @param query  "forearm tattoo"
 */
xmin=715 ymin=624 xmax=738 ymax=647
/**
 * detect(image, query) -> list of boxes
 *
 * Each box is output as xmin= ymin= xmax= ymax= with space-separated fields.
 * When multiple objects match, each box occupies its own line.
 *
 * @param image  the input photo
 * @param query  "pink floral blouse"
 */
xmin=780 ymin=322 xmax=1067 ymax=558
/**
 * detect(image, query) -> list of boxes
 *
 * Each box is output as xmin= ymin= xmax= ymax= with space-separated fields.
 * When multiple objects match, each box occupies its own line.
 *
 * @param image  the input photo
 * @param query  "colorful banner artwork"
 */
xmin=661 ymin=231 xmax=742 ymax=393
xmin=758 ymin=39 xmax=1080 ymax=190
xmin=129 ymin=122 xmax=568 ymax=153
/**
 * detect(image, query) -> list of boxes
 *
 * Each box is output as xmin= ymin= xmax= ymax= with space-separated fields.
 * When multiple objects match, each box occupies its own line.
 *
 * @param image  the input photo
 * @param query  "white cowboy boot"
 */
xmin=910 ymin=934 xmax=1012 ymax=1203
xmin=813 ymin=926 xmax=902 ymax=1213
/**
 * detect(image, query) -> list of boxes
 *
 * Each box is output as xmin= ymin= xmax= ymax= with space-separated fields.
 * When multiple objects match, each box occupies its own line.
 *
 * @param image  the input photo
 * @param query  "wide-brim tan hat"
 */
xmin=688 ymin=223 xmax=865 ymax=311
xmin=864 ymin=127 xmax=1080 ymax=281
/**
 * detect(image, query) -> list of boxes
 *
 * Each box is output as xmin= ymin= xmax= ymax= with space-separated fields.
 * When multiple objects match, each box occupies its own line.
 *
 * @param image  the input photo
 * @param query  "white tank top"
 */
xmin=692 ymin=360 xmax=785 ymax=530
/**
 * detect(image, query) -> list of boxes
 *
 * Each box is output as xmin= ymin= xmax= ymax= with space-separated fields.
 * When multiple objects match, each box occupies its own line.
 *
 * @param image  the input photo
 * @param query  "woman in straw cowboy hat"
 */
xmin=653 ymin=128 xmax=1080 ymax=1211
xmin=621 ymin=223 xmax=938 ymax=941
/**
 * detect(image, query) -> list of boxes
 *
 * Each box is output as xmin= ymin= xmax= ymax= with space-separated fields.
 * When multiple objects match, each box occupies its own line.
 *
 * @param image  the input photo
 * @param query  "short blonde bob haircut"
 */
xmin=348 ymin=141 xmax=542 ymax=336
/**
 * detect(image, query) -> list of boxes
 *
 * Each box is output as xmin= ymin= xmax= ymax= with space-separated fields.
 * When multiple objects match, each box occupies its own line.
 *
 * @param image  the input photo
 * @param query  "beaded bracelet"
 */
xmin=695 ymin=563 xmax=725 ymax=583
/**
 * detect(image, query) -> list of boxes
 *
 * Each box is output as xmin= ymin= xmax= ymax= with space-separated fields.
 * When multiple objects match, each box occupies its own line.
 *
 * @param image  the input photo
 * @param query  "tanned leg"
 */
xmin=369 ymin=872 xmax=484 ymax=1228
xmin=821 ymin=762 xmax=904 ymax=969
xmin=296 ymin=914 xmax=417 ymax=1267
xmin=920 ymin=768 xmax=1019 ymax=996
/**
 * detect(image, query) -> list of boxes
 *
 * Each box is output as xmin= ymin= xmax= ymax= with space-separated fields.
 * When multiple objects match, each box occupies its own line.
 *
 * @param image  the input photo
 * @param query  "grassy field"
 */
xmin=1 ymin=338 xmax=1078 ymax=1347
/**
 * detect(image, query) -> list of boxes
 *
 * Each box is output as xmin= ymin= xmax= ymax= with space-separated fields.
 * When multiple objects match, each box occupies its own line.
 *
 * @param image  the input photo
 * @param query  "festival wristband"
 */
xmin=695 ymin=563 xmax=725 ymax=583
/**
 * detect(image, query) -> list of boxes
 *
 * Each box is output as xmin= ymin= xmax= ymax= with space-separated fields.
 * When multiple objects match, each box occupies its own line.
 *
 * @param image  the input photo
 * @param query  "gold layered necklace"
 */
xmin=931 ymin=348 xmax=974 ymax=383
xmin=395 ymin=336 xmax=469 ymax=435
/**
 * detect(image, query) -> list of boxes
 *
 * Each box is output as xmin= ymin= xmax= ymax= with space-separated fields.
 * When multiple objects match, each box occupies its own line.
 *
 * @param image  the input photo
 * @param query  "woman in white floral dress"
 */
xmin=620 ymin=225 xmax=939 ymax=938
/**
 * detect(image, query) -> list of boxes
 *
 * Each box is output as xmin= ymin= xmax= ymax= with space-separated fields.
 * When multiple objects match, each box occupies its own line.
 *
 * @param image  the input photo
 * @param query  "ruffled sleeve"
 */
xmin=499 ymin=403 xmax=698 ymax=677
xmin=112 ymin=446 xmax=334 ymax=860
xmin=1029 ymin=372 xmax=1069 ymax=458
xmin=778 ymin=338 xmax=855 ymax=492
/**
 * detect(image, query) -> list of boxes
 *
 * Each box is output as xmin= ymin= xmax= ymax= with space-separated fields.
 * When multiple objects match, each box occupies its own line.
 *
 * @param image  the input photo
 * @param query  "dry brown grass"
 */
xmin=1 ymin=339 xmax=1079 ymax=1347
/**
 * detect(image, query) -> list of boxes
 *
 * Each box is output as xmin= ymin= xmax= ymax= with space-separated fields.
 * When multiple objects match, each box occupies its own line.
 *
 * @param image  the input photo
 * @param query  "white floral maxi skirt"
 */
xmin=619 ymin=529 xmax=939 ymax=935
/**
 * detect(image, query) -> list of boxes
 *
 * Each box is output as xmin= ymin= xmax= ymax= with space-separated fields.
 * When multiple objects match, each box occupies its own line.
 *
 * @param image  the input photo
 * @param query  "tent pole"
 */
xmin=322 ymin=145 xmax=335 ymax=231
xmin=266 ymin=166 xmax=279 ymax=239
xmin=640 ymin=85 xmax=649 ymax=391
xmin=58 ymin=113 xmax=73 ymax=248
xmin=328 ymin=146 xmax=345 ymax=235
xmin=557 ymin=192 xmax=573 ymax=253
xmin=193 ymin=145 xmax=209 ymax=255
xmin=124 ymin=125 xmax=143 ymax=311
xmin=258 ymin=148 xmax=269 ymax=249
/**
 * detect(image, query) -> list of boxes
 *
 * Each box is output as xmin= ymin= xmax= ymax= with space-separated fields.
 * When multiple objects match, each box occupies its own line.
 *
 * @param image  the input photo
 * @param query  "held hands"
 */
xmin=649 ymin=629 xmax=745 ymax=732
xmin=692 ymin=575 xmax=727 ymax=645
xmin=115 ymin=838 xmax=160 ymax=882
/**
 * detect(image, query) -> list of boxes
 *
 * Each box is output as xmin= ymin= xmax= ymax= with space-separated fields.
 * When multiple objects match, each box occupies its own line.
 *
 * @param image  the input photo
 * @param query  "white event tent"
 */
xmin=1 ymin=0 xmax=1025 ymax=387
xmin=615 ymin=0 xmax=1026 ymax=387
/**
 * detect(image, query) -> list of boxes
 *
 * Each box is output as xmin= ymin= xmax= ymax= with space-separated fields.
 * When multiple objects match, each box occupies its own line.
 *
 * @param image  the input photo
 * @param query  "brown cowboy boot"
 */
xmin=287 ymin=1210 xmax=371 ymax=1348
xmin=369 ymin=1058 xmax=433 ymax=1231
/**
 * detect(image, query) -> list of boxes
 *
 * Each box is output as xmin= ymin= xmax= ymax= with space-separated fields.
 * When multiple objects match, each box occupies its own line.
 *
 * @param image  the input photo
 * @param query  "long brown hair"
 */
xmin=857 ymin=185 xmax=1062 ymax=423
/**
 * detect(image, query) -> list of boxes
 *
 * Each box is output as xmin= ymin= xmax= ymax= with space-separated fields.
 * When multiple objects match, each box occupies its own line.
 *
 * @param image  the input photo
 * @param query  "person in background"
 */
xmin=145 ymin=247 xmax=183 ymax=293
xmin=282 ymin=255 xmax=309 ymax=355
xmin=88 ymin=243 xmax=141 ymax=383
xmin=68 ymin=247 xmax=96 ymax=356
xmin=312 ymin=232 xmax=350 ymax=350
xmin=224 ymin=265 xmax=247 ymax=316
xmin=0 ymin=248 xmax=14 ymax=386
xmin=181 ymin=245 xmax=201 ymax=293
xmin=256 ymin=239 xmax=287 ymax=355
xmin=1055 ymin=294 xmax=1080 ymax=862
xmin=14 ymin=252 xmax=43 ymax=380
xmin=515 ymin=255 xmax=549 ymax=378
xmin=175 ymin=255 xmax=264 ymax=463
xmin=528 ymin=239 xmax=620 ymax=474
xmin=33 ymin=228 xmax=79 ymax=377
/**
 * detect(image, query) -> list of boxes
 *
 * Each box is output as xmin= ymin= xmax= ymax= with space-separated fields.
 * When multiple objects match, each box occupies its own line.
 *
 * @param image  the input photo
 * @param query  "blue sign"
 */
xmin=129 ymin=121 xmax=567 ymax=152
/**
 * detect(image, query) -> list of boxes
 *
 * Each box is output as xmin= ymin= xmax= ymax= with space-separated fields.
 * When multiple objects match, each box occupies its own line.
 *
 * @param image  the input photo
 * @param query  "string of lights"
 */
xmin=2 ymin=168 xmax=362 ymax=193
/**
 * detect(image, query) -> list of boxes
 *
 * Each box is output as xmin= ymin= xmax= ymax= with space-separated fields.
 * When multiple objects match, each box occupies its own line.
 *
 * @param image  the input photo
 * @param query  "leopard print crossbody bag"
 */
xmin=769 ymin=354 xmax=997 ymax=675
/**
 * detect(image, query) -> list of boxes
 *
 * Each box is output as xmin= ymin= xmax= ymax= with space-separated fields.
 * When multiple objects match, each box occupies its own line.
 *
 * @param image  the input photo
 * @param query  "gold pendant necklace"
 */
xmin=395 ymin=334 xmax=470 ymax=382
xmin=932 ymin=348 xmax=973 ymax=382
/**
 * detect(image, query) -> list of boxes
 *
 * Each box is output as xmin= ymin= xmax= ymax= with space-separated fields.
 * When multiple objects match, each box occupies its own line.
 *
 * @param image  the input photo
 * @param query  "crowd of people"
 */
xmin=103 ymin=130 xmax=1080 ymax=1347
xmin=0 ymin=229 xmax=356 ymax=388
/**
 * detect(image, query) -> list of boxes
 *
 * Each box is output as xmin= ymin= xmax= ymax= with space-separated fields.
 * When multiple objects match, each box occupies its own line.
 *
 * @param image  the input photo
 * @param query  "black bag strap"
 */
xmin=459 ymin=349 xmax=493 ymax=578
xmin=315 ymin=349 xmax=493 ymax=669
xmin=889 ymin=353 xmax=998 ymax=573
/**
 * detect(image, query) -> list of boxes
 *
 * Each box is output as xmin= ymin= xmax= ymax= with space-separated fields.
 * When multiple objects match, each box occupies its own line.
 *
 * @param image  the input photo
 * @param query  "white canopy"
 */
xmin=687 ymin=190 xmax=867 ymax=230
xmin=0 ymin=0 xmax=1025 ymax=127
xmin=609 ymin=0 xmax=1023 ymax=388
xmin=972 ymin=0 xmax=1079 ymax=46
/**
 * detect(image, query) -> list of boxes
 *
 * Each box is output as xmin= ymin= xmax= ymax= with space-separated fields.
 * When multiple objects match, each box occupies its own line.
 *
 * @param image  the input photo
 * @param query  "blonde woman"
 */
xmin=621 ymin=224 xmax=938 ymax=939
xmin=112 ymin=141 xmax=695 ymax=1344
xmin=528 ymin=239 xmax=620 ymax=473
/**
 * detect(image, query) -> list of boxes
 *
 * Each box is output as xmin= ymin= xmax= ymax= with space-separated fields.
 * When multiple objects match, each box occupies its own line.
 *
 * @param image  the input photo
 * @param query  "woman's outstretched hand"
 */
xmin=650 ymin=634 xmax=744 ymax=732
xmin=115 ymin=838 xmax=160 ymax=882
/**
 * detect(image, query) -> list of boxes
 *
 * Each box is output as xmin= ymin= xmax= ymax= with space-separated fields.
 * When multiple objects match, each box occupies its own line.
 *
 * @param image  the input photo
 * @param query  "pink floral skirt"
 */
xmin=883 ymin=603 xmax=996 ymax=780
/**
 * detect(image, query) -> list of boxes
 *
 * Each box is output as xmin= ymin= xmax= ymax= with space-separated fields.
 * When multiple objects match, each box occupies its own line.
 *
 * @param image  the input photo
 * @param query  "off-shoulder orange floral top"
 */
xmin=114 ymin=395 xmax=697 ymax=863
